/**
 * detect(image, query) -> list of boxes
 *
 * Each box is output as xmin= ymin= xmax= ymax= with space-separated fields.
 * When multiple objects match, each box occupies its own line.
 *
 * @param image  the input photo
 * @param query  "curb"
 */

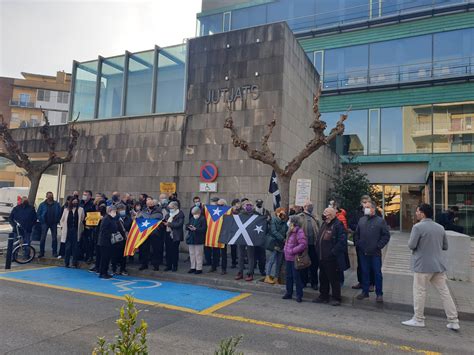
xmin=27 ymin=257 xmax=473 ymax=321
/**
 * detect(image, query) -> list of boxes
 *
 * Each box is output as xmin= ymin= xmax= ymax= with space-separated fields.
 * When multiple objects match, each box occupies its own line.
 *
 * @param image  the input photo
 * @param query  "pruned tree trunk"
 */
xmin=225 ymin=86 xmax=349 ymax=211
xmin=0 ymin=110 xmax=80 ymax=205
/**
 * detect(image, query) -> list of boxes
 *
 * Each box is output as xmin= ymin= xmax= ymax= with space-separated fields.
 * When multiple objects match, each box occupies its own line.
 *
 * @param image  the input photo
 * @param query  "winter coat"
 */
xmin=265 ymin=217 xmax=288 ymax=251
xmin=138 ymin=206 xmax=163 ymax=239
xmin=37 ymin=201 xmax=61 ymax=225
xmin=60 ymin=207 xmax=85 ymax=243
xmin=336 ymin=208 xmax=348 ymax=230
xmin=316 ymin=218 xmax=350 ymax=271
xmin=300 ymin=212 xmax=319 ymax=245
xmin=9 ymin=204 xmax=38 ymax=233
xmin=98 ymin=215 xmax=122 ymax=247
xmin=354 ymin=215 xmax=390 ymax=256
xmin=168 ymin=210 xmax=185 ymax=241
xmin=284 ymin=226 xmax=307 ymax=262
xmin=186 ymin=215 xmax=207 ymax=245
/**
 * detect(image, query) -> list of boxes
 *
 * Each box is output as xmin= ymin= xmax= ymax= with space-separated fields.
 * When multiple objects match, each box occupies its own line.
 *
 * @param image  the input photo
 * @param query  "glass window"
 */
xmin=315 ymin=0 xmax=368 ymax=27
xmin=382 ymin=0 xmax=432 ymax=16
xmin=369 ymin=35 xmax=432 ymax=84
xmin=37 ymin=89 xmax=50 ymax=102
xmin=231 ymin=5 xmax=266 ymax=30
xmin=98 ymin=55 xmax=125 ymax=119
xmin=223 ymin=12 xmax=231 ymax=32
xmin=433 ymin=29 xmax=474 ymax=78
xmin=402 ymin=104 xmax=433 ymax=153
xmin=321 ymin=111 xmax=343 ymax=152
xmin=368 ymin=108 xmax=380 ymax=154
xmin=72 ymin=60 xmax=98 ymax=120
xmin=381 ymin=107 xmax=403 ymax=154
xmin=155 ymin=44 xmax=186 ymax=114
xmin=19 ymin=93 xmax=30 ymax=106
xmin=314 ymin=50 xmax=324 ymax=77
xmin=126 ymin=50 xmax=154 ymax=116
xmin=198 ymin=14 xmax=222 ymax=36
xmin=324 ymin=44 xmax=368 ymax=88
xmin=342 ymin=109 xmax=368 ymax=155
xmin=433 ymin=102 xmax=474 ymax=153
xmin=61 ymin=111 xmax=67 ymax=124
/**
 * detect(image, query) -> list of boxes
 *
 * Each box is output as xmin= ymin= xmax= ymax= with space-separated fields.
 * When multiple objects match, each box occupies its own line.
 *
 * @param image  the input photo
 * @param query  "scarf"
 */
xmin=167 ymin=209 xmax=180 ymax=232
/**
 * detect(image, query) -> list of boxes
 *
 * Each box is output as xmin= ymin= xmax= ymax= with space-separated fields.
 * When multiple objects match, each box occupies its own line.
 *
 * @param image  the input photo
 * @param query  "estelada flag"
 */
xmin=124 ymin=217 xmax=161 ymax=256
xmin=204 ymin=205 xmax=231 ymax=248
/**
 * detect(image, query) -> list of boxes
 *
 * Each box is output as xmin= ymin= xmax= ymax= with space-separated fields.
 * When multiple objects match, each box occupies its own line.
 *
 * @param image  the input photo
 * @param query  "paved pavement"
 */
xmin=1 ymin=264 xmax=473 ymax=354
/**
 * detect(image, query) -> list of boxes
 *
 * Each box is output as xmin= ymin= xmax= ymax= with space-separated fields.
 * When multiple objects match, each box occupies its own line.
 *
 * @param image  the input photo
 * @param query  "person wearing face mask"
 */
xmin=188 ymin=196 xmax=203 ymax=221
xmin=89 ymin=202 xmax=107 ymax=273
xmin=138 ymin=198 xmax=164 ymax=271
xmin=235 ymin=201 xmax=257 ymax=282
xmin=264 ymin=208 xmax=288 ymax=284
xmin=37 ymin=191 xmax=61 ymax=258
xmin=97 ymin=206 xmax=121 ymax=279
xmin=9 ymin=196 xmax=38 ymax=259
xmin=254 ymin=199 xmax=271 ymax=276
xmin=107 ymin=191 xmax=121 ymax=207
xmin=138 ymin=193 xmax=149 ymax=209
xmin=354 ymin=201 xmax=391 ymax=303
xmin=80 ymin=190 xmax=96 ymax=263
xmin=299 ymin=202 xmax=320 ymax=291
xmin=72 ymin=191 xmax=80 ymax=200
xmin=229 ymin=198 xmax=241 ymax=268
xmin=313 ymin=208 xmax=348 ymax=306
xmin=60 ymin=197 xmax=84 ymax=268
xmin=163 ymin=201 xmax=184 ymax=272
xmin=186 ymin=206 xmax=207 ymax=274
xmin=111 ymin=204 xmax=129 ymax=276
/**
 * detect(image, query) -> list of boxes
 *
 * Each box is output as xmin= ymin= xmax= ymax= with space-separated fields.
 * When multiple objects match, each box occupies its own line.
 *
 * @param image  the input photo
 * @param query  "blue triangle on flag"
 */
xmin=205 ymin=205 xmax=231 ymax=222
xmin=135 ymin=217 xmax=159 ymax=232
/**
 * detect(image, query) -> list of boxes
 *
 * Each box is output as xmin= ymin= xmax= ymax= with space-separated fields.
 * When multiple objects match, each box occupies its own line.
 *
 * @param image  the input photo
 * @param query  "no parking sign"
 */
xmin=200 ymin=162 xmax=218 ymax=182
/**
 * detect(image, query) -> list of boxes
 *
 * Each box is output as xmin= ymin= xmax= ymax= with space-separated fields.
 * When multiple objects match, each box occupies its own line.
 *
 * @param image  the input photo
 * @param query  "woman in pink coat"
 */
xmin=283 ymin=215 xmax=308 ymax=303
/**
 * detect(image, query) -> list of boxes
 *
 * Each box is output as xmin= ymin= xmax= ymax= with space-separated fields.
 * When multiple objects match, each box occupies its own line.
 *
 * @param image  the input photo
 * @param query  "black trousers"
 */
xmin=204 ymin=246 xmax=213 ymax=265
xmin=231 ymin=244 xmax=237 ymax=266
xmin=356 ymin=247 xmax=375 ymax=285
xmin=254 ymin=246 xmax=266 ymax=274
xmin=111 ymin=241 xmax=126 ymax=273
xmin=151 ymin=231 xmax=165 ymax=267
xmin=40 ymin=223 xmax=58 ymax=255
xmin=99 ymin=245 xmax=112 ymax=276
xmin=64 ymin=230 xmax=78 ymax=267
xmin=81 ymin=228 xmax=95 ymax=261
xmin=165 ymin=237 xmax=180 ymax=270
xmin=301 ymin=245 xmax=319 ymax=287
xmin=319 ymin=259 xmax=341 ymax=301
xmin=211 ymin=246 xmax=227 ymax=271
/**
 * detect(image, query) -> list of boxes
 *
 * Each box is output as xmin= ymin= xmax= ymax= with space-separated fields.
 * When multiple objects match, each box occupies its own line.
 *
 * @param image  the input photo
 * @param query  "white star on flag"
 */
xmin=141 ymin=220 xmax=150 ymax=228
xmin=272 ymin=177 xmax=278 ymax=184
xmin=254 ymin=225 xmax=263 ymax=234
xmin=213 ymin=207 xmax=222 ymax=216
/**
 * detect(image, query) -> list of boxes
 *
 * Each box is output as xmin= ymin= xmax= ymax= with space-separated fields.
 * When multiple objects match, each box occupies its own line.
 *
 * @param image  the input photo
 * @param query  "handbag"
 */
xmin=294 ymin=247 xmax=311 ymax=270
xmin=110 ymin=232 xmax=124 ymax=245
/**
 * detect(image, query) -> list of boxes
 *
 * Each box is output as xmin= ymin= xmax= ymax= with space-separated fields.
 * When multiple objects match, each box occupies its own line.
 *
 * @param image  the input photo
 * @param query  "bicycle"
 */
xmin=11 ymin=221 xmax=36 ymax=264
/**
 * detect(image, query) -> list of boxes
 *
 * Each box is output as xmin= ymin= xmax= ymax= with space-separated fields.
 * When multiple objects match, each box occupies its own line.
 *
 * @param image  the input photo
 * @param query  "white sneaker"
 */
xmin=447 ymin=322 xmax=460 ymax=331
xmin=402 ymin=318 xmax=425 ymax=327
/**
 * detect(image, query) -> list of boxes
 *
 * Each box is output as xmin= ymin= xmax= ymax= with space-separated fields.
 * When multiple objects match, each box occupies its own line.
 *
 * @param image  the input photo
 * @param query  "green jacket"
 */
xmin=265 ymin=217 xmax=288 ymax=252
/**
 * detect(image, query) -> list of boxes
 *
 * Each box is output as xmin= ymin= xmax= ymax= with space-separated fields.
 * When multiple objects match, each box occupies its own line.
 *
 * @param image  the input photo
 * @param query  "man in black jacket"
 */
xmin=138 ymin=198 xmax=163 ymax=271
xmin=9 ymin=196 xmax=37 ymax=258
xmin=80 ymin=190 xmax=96 ymax=262
xmin=354 ymin=201 xmax=391 ymax=303
xmin=313 ymin=207 xmax=347 ymax=306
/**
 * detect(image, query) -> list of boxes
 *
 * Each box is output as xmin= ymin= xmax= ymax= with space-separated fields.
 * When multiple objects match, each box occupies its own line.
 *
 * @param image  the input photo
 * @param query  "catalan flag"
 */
xmin=204 ymin=205 xmax=231 ymax=248
xmin=124 ymin=217 xmax=161 ymax=256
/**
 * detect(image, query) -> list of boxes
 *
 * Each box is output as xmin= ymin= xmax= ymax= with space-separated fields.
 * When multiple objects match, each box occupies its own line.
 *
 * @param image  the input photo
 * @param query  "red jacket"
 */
xmin=336 ymin=208 xmax=348 ymax=230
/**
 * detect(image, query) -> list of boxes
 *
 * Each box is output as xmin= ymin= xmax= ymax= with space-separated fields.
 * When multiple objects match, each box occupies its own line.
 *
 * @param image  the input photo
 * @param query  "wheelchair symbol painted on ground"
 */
xmin=110 ymin=279 xmax=162 ymax=292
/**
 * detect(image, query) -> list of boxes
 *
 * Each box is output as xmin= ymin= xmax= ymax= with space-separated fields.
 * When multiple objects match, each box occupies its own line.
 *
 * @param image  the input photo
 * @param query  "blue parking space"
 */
xmin=0 ymin=267 xmax=243 ymax=313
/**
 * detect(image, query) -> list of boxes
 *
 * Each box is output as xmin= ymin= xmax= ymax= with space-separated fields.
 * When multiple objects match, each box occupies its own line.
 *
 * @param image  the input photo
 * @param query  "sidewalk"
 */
xmin=2 ymin=231 xmax=473 ymax=321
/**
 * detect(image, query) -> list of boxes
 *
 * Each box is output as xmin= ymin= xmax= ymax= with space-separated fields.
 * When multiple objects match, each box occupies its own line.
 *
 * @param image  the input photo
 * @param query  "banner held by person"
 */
xmin=124 ymin=217 xmax=161 ymax=256
xmin=269 ymin=170 xmax=281 ymax=211
xmin=219 ymin=214 xmax=268 ymax=246
xmin=204 ymin=204 xmax=231 ymax=248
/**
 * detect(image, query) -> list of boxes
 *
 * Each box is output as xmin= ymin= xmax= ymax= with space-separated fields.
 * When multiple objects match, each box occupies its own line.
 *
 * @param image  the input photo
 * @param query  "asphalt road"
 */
xmin=0 ymin=267 xmax=473 ymax=355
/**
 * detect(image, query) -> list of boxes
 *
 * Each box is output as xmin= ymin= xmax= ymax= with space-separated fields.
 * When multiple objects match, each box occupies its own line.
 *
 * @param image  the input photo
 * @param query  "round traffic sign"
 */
xmin=200 ymin=162 xmax=218 ymax=182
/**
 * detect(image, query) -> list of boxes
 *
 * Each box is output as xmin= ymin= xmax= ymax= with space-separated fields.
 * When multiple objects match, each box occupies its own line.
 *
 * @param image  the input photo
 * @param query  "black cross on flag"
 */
xmin=219 ymin=214 xmax=268 ymax=246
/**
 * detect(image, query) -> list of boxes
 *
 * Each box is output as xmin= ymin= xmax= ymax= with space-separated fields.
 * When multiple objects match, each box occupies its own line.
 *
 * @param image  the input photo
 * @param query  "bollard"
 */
xmin=5 ymin=232 xmax=15 ymax=269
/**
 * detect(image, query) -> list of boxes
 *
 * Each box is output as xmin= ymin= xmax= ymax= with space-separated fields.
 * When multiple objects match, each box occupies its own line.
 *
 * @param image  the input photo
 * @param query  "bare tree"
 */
xmin=0 ymin=110 xmax=80 ymax=203
xmin=224 ymin=87 xmax=348 ymax=208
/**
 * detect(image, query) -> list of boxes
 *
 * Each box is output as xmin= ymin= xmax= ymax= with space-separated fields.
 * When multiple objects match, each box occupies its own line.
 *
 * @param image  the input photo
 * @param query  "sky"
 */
xmin=0 ymin=0 xmax=202 ymax=78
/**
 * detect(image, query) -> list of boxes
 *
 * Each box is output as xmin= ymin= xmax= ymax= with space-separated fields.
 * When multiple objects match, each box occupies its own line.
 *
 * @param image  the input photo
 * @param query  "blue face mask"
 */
xmin=119 ymin=210 xmax=126 ymax=217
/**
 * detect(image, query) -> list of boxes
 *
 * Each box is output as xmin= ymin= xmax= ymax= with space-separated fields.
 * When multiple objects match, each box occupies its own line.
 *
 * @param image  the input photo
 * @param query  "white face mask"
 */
xmin=110 ymin=211 xmax=117 ymax=218
xmin=364 ymin=208 xmax=371 ymax=216
xmin=193 ymin=215 xmax=200 ymax=220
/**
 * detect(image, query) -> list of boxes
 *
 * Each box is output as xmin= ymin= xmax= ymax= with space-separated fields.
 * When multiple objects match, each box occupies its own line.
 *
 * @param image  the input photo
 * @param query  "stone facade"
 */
xmin=12 ymin=22 xmax=338 ymax=214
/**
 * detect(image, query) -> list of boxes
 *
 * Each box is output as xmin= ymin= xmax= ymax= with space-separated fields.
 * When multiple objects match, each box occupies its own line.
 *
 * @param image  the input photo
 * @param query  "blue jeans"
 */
xmin=266 ymin=251 xmax=283 ymax=278
xmin=360 ymin=254 xmax=383 ymax=296
xmin=285 ymin=261 xmax=303 ymax=299
xmin=21 ymin=231 xmax=31 ymax=257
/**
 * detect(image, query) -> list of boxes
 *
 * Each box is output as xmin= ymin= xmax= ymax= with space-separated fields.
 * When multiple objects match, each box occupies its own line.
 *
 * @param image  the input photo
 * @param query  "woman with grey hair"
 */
xmin=163 ymin=201 xmax=185 ymax=271
xmin=186 ymin=206 xmax=207 ymax=274
xmin=97 ymin=205 xmax=124 ymax=279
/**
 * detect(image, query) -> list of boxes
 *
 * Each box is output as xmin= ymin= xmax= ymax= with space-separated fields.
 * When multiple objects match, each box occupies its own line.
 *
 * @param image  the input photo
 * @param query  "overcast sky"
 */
xmin=0 ymin=0 xmax=201 ymax=78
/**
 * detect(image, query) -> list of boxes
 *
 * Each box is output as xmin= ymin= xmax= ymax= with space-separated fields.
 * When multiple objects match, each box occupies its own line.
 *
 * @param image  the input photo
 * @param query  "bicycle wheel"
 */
xmin=12 ymin=244 xmax=36 ymax=264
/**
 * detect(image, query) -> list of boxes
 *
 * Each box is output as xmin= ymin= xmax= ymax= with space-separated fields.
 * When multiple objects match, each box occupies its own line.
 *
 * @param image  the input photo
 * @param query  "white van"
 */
xmin=0 ymin=187 xmax=30 ymax=217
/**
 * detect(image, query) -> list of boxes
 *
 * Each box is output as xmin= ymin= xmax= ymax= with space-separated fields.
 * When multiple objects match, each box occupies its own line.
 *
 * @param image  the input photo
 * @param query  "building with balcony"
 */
xmin=10 ymin=71 xmax=71 ymax=128
xmin=196 ymin=0 xmax=474 ymax=235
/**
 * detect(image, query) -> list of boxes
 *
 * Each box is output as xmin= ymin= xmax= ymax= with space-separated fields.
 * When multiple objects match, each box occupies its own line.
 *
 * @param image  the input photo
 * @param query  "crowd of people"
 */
xmin=7 ymin=190 xmax=462 ymax=328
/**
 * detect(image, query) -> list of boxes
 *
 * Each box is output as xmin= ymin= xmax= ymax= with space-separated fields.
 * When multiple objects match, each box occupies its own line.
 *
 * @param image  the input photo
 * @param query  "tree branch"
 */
xmin=0 ymin=115 xmax=32 ymax=171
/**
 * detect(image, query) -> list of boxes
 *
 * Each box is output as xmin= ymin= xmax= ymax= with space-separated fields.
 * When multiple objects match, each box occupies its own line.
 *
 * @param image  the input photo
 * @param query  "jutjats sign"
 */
xmin=205 ymin=85 xmax=260 ymax=104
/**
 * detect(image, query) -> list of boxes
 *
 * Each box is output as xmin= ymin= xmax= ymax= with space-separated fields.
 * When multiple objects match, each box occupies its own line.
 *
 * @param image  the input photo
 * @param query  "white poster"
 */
xmin=295 ymin=179 xmax=311 ymax=206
